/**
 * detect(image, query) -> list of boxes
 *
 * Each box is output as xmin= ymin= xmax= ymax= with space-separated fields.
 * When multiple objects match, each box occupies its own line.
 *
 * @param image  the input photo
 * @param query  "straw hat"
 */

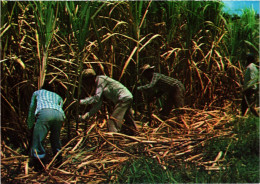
xmin=140 ymin=64 xmax=155 ymax=75
xmin=82 ymin=68 xmax=96 ymax=77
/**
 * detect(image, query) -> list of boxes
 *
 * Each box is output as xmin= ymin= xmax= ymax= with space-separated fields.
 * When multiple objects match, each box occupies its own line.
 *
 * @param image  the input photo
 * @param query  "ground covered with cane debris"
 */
xmin=1 ymin=103 xmax=259 ymax=183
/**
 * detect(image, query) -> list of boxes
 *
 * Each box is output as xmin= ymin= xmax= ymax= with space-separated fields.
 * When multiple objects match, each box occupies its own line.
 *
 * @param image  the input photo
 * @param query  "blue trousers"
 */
xmin=31 ymin=109 xmax=64 ymax=159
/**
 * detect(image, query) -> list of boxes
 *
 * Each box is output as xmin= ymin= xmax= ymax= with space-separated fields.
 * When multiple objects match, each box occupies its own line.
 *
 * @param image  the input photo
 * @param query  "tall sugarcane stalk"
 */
xmin=32 ymin=1 xmax=58 ymax=88
xmin=128 ymin=1 xmax=155 ymax=119
xmin=65 ymin=1 xmax=99 ymax=130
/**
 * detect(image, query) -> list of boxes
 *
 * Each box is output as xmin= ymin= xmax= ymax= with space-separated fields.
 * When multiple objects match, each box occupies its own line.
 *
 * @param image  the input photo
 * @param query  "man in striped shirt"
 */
xmin=137 ymin=64 xmax=185 ymax=119
xmin=79 ymin=69 xmax=137 ymax=135
xmin=27 ymin=81 xmax=65 ymax=171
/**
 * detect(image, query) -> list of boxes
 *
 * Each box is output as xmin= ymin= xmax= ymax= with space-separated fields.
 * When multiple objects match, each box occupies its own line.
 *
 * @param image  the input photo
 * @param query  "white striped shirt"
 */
xmin=27 ymin=89 xmax=65 ymax=129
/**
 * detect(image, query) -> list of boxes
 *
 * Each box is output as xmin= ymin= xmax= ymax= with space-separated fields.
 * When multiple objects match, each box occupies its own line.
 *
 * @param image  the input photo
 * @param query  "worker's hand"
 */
xmin=79 ymin=112 xmax=89 ymax=120
xmin=79 ymin=99 xmax=87 ymax=105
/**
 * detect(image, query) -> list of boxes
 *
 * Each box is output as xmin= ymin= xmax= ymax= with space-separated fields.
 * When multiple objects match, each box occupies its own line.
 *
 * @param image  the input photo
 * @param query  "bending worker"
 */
xmin=27 ymin=81 xmax=65 ymax=171
xmin=79 ymin=69 xmax=137 ymax=135
xmin=241 ymin=53 xmax=259 ymax=117
xmin=137 ymin=64 xmax=185 ymax=119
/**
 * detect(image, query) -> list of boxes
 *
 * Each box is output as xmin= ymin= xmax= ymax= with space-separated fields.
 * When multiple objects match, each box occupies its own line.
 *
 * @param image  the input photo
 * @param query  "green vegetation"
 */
xmin=226 ymin=8 xmax=259 ymax=64
xmin=113 ymin=157 xmax=179 ymax=183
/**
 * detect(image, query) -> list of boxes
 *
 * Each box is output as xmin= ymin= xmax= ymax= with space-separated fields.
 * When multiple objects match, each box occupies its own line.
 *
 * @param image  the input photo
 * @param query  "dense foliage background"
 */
xmin=1 ymin=1 xmax=259 ymax=183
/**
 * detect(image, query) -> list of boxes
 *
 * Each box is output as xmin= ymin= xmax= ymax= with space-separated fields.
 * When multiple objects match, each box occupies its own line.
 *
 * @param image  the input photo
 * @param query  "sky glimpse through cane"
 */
xmin=222 ymin=1 xmax=260 ymax=15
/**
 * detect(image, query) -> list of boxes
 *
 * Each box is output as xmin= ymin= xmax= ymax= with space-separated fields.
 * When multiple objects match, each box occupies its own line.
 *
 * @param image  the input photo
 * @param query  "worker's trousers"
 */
xmin=31 ymin=108 xmax=64 ymax=159
xmin=241 ymin=89 xmax=259 ymax=117
xmin=160 ymin=84 xmax=185 ymax=117
xmin=107 ymin=99 xmax=136 ymax=135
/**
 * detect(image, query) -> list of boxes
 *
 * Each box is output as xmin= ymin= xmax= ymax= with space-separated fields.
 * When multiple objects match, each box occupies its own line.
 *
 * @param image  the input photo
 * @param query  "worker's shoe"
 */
xmin=32 ymin=158 xmax=45 ymax=172
xmin=121 ymin=124 xmax=137 ymax=136
xmin=108 ymin=119 xmax=119 ymax=133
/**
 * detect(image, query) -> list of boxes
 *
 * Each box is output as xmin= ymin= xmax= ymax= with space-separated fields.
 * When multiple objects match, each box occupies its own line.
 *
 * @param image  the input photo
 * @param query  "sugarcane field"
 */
xmin=1 ymin=1 xmax=259 ymax=183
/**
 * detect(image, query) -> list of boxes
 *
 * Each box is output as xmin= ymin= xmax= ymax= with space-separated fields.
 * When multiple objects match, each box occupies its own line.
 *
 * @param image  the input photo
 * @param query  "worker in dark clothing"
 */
xmin=137 ymin=64 xmax=185 ymax=119
xmin=79 ymin=69 xmax=137 ymax=135
xmin=241 ymin=53 xmax=259 ymax=117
